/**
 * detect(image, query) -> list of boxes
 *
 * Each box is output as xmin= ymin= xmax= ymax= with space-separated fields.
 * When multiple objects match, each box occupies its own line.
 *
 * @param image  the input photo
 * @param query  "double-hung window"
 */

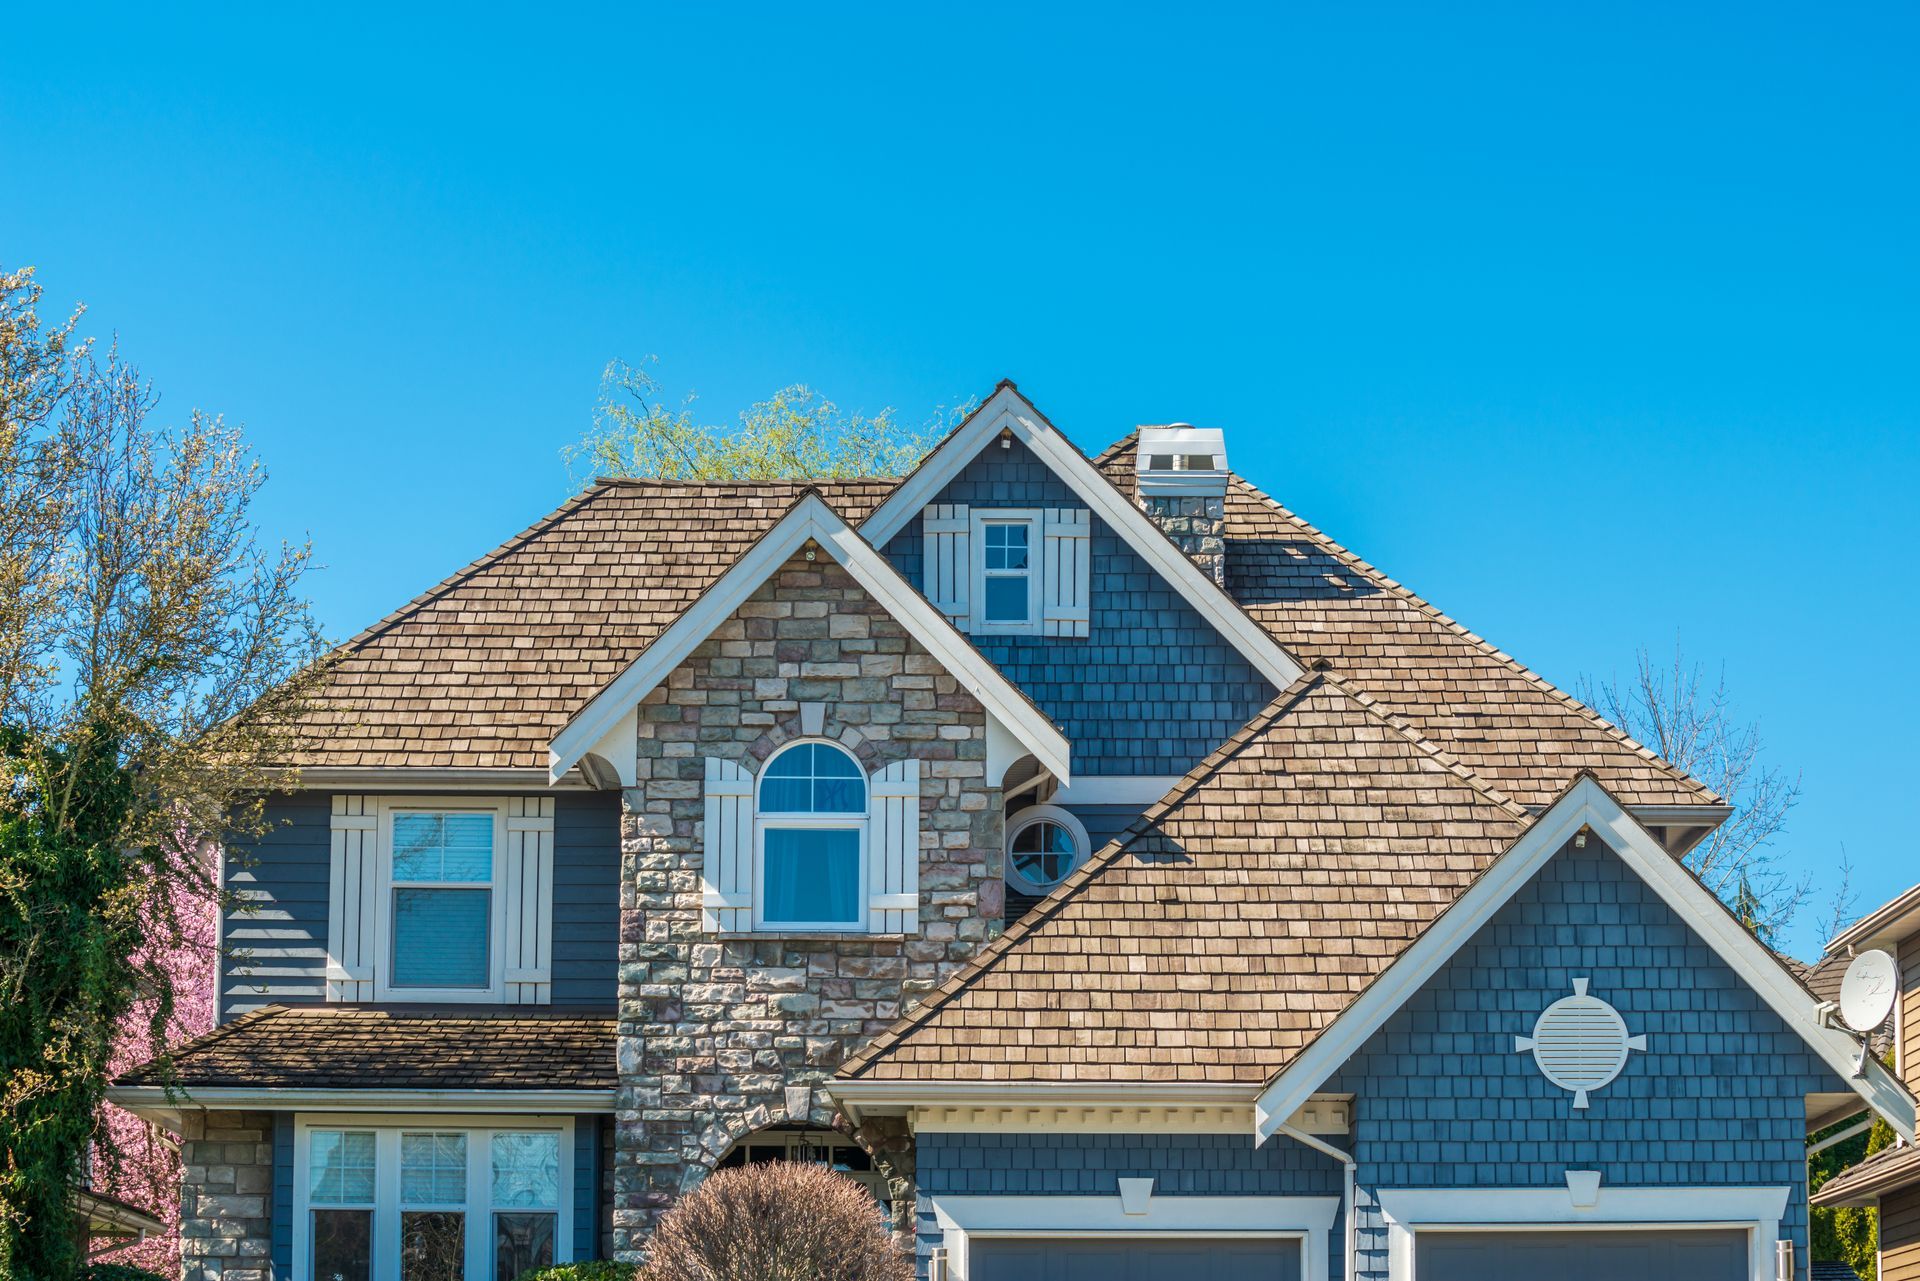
xmin=754 ymin=742 xmax=867 ymax=930
xmin=297 ymin=1120 xmax=569 ymax=1281
xmin=973 ymin=511 xmax=1039 ymax=632
xmin=375 ymin=805 xmax=506 ymax=1001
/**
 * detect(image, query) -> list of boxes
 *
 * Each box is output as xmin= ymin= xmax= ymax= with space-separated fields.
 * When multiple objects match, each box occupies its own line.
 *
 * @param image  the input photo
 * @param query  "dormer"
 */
xmin=1136 ymin=425 xmax=1229 ymax=586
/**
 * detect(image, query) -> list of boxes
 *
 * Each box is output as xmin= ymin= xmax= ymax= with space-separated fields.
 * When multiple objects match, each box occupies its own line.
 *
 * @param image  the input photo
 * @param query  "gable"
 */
xmin=548 ymin=491 xmax=1069 ymax=787
xmin=883 ymin=436 xmax=1278 ymax=774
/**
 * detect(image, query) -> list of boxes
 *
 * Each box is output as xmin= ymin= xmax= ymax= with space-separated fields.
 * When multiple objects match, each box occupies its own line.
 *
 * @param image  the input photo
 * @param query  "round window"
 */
xmin=1004 ymin=806 xmax=1090 ymax=896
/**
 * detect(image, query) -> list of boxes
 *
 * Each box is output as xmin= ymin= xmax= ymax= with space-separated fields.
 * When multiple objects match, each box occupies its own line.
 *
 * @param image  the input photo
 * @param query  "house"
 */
xmin=1808 ymin=882 xmax=1920 ymax=1280
xmin=111 ymin=382 xmax=1916 ymax=1281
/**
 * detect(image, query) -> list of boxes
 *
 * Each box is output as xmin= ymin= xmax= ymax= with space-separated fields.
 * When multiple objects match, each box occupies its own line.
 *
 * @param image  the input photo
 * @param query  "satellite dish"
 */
xmin=1839 ymin=949 xmax=1899 ymax=1033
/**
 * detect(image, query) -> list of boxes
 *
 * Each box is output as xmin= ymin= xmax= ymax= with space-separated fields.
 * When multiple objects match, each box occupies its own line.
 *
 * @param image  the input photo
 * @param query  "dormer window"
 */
xmin=919 ymin=505 xmax=1090 ymax=638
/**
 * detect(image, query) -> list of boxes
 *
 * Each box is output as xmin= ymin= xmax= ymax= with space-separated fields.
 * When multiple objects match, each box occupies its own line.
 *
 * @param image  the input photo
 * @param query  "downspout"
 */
xmin=1276 ymin=1123 xmax=1356 ymax=1281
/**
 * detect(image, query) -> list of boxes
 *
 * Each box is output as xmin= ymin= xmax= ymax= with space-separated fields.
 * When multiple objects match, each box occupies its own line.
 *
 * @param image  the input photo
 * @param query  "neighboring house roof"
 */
xmin=112 ymin=1005 xmax=615 ymax=1092
xmin=1828 ymin=882 xmax=1920 ymax=954
xmin=1812 ymin=1141 xmax=1920 ymax=1207
xmin=1093 ymin=435 xmax=1719 ymax=810
xmin=286 ymin=480 xmax=895 ymax=774
xmin=1811 ymin=1263 xmax=1866 ymax=1281
xmin=547 ymin=488 xmax=1071 ymax=785
xmin=837 ymin=669 xmax=1530 ymax=1085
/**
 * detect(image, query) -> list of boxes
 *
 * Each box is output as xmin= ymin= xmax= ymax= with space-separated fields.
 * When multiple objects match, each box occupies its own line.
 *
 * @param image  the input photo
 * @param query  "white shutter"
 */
xmin=1041 ymin=507 xmax=1091 ymax=638
xmin=325 ymin=796 xmax=378 ymax=1002
xmin=504 ymin=797 xmax=556 ymax=1004
xmin=868 ymin=759 xmax=922 ymax=934
xmin=921 ymin=504 xmax=971 ymax=629
xmin=702 ymin=758 xmax=753 ymax=932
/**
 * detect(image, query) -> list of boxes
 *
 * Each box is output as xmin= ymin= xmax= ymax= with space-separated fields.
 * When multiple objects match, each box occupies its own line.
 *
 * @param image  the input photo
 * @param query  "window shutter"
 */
xmin=325 ymin=796 xmax=378 ymax=1002
xmin=867 ymin=759 xmax=922 ymax=934
xmin=921 ymin=504 xmax=971 ymax=628
xmin=702 ymin=758 xmax=753 ymax=932
xmin=505 ymin=797 xmax=556 ymax=1004
xmin=1041 ymin=507 xmax=1091 ymax=638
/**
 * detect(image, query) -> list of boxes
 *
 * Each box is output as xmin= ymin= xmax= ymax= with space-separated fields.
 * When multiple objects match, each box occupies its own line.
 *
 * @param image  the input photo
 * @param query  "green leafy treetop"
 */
xmin=566 ymin=358 xmax=954 ymax=485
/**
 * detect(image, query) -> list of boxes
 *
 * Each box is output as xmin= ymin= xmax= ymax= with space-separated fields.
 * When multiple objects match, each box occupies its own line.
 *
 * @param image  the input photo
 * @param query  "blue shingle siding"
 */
xmin=914 ymin=1131 xmax=1345 ymax=1278
xmin=881 ymin=438 xmax=1275 ymax=775
xmin=221 ymin=792 xmax=621 ymax=1019
xmin=1326 ymin=838 xmax=1845 ymax=1281
xmin=1060 ymin=802 xmax=1151 ymax=850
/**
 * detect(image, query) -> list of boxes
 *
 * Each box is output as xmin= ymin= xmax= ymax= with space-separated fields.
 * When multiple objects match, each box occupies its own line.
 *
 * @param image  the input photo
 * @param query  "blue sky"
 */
xmin=4 ymin=4 xmax=1914 ymax=959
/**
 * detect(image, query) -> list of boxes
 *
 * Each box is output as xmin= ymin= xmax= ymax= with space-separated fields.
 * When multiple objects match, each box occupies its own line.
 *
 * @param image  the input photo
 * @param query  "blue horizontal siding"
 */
xmin=221 ymin=792 xmax=619 ymax=1020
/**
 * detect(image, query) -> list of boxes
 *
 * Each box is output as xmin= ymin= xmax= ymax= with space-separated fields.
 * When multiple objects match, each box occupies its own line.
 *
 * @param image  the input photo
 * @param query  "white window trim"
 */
xmin=1374 ymin=1184 xmax=1790 ymax=1281
xmin=1004 ymin=804 xmax=1091 ymax=897
xmin=291 ymin=1113 xmax=574 ymax=1281
xmin=372 ymin=798 xmax=510 ymax=1004
xmin=968 ymin=508 xmax=1042 ymax=635
xmin=928 ymin=1193 xmax=1338 ymax=1281
xmin=752 ymin=741 xmax=870 ymax=933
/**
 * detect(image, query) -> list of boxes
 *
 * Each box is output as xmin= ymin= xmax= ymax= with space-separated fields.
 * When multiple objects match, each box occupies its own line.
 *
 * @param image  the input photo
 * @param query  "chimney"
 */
xmin=1135 ymin=425 xmax=1229 ymax=587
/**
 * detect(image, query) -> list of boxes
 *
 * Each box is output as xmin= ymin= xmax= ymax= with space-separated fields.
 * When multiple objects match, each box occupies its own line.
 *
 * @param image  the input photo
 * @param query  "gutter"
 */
xmin=107 ymin=1085 xmax=617 ymax=1129
xmin=825 ymin=1079 xmax=1258 ymax=1122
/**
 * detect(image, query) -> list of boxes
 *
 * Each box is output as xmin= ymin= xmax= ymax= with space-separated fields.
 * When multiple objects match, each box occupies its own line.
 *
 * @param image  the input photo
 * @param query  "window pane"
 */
xmin=490 ymin=1132 xmax=560 ymax=1209
xmin=312 ymin=1208 xmax=372 ymax=1281
xmin=983 ymin=575 xmax=1029 ymax=623
xmin=1012 ymin=820 xmax=1079 ymax=888
xmin=494 ymin=1212 xmax=556 ymax=1281
xmin=392 ymin=888 xmax=491 ymax=988
xmin=393 ymin=812 xmax=493 ymax=882
xmin=401 ymin=1210 xmax=466 ymax=1281
xmin=984 ymin=523 xmax=1029 ymax=570
xmin=759 ymin=743 xmax=865 ymax=814
xmin=763 ymin=828 xmax=861 ymax=924
xmin=309 ymin=1131 xmax=376 ymax=1204
xmin=402 ymin=1132 xmax=468 ymax=1204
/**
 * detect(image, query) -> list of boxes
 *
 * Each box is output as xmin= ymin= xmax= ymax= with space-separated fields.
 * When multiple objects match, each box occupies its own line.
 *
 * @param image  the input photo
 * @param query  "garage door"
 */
xmin=969 ymin=1237 xmax=1301 ymax=1280
xmin=1415 ymin=1229 xmax=1748 ymax=1281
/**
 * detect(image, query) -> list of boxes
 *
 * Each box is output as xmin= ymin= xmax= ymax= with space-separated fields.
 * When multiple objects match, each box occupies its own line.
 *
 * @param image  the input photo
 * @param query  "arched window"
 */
xmin=756 ymin=742 xmax=867 ymax=930
xmin=1005 ymin=805 xmax=1089 ymax=897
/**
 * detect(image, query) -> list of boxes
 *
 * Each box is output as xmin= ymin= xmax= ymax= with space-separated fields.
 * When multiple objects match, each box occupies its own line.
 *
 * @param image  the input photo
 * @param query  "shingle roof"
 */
xmin=839 ymin=669 xmax=1530 ymax=1084
xmin=288 ymin=479 xmax=896 ymax=771
xmin=1093 ymin=435 xmax=1716 ymax=809
xmin=1811 ymin=1140 xmax=1920 ymax=1206
xmin=114 ymin=1006 xmax=615 ymax=1091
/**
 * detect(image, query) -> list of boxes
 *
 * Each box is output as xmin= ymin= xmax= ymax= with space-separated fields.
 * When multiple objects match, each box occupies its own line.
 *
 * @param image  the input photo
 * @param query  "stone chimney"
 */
xmin=1135 ymin=425 xmax=1229 ymax=587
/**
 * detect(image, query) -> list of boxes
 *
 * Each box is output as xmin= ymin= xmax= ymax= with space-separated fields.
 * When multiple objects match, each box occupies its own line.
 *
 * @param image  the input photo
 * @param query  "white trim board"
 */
xmin=106 ymin=1086 xmax=616 ymax=1131
xmin=859 ymin=384 xmax=1303 ymax=692
xmin=1375 ymin=1184 xmax=1789 ymax=1281
xmin=1251 ymin=774 xmax=1919 ymax=1145
xmin=928 ymin=1193 xmax=1339 ymax=1281
xmin=1048 ymin=774 xmax=1182 ymax=806
xmin=547 ymin=491 xmax=1071 ymax=786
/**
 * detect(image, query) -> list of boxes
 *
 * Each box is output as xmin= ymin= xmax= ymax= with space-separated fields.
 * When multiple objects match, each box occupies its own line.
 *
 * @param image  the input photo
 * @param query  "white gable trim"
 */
xmin=1251 ymin=775 xmax=1917 ymax=1145
xmin=547 ymin=492 xmax=1070 ymax=786
xmin=861 ymin=385 xmax=1303 ymax=692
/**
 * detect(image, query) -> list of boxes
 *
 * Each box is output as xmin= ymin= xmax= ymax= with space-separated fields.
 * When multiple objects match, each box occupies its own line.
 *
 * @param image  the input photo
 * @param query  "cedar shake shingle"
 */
xmin=838 ymin=670 xmax=1531 ymax=1084
xmin=116 ymin=1006 xmax=615 ymax=1091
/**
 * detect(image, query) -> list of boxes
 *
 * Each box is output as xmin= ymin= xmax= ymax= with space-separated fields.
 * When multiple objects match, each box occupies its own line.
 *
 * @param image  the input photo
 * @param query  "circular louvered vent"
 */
xmin=1514 ymin=978 xmax=1646 ymax=1109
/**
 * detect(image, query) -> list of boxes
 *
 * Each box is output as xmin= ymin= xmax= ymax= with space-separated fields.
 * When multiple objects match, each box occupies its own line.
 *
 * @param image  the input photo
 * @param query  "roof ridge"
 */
xmin=587 ymin=476 xmax=902 ymax=489
xmin=1224 ymin=471 xmax=1722 ymax=806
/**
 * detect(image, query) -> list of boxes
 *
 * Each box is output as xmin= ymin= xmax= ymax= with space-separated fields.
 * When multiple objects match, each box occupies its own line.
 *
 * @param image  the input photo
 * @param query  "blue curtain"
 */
xmin=763 ymin=828 xmax=860 ymax=924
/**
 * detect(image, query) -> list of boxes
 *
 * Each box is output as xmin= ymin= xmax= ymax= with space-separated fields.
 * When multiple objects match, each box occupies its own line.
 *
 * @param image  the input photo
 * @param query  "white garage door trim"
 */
xmin=1376 ymin=1185 xmax=1790 ymax=1281
xmin=928 ymin=1194 xmax=1339 ymax=1281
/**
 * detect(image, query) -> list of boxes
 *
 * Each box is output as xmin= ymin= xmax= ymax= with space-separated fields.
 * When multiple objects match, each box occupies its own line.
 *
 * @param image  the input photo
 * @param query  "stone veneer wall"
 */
xmin=1140 ymin=493 xmax=1228 ymax=587
xmin=612 ymin=550 xmax=1005 ymax=1258
xmin=178 ymin=1110 xmax=274 ymax=1281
